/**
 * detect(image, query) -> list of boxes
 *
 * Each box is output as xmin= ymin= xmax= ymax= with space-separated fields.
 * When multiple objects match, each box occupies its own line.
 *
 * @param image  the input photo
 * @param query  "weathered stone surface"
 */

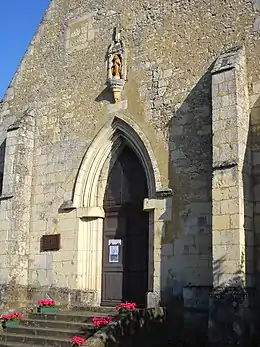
xmin=252 ymin=0 xmax=260 ymax=10
xmin=0 ymin=0 xmax=259 ymax=343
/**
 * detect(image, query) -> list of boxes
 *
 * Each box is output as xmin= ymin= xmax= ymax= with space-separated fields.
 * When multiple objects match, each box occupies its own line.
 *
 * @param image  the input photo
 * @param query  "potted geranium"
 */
xmin=92 ymin=316 xmax=113 ymax=328
xmin=115 ymin=302 xmax=136 ymax=314
xmin=1 ymin=312 xmax=24 ymax=328
xmin=37 ymin=298 xmax=57 ymax=313
xmin=70 ymin=336 xmax=86 ymax=346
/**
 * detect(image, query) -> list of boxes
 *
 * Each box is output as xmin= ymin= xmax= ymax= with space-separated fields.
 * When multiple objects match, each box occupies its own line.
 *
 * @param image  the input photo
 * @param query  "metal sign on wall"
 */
xmin=40 ymin=234 xmax=61 ymax=252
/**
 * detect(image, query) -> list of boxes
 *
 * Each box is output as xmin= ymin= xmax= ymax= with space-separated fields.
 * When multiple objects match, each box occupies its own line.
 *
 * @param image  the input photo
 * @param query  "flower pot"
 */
xmin=39 ymin=306 xmax=58 ymax=313
xmin=5 ymin=320 xmax=20 ymax=327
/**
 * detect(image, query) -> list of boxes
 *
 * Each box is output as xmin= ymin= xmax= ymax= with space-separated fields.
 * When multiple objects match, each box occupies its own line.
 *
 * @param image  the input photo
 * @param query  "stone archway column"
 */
xmin=209 ymin=47 xmax=253 ymax=344
xmin=76 ymin=207 xmax=105 ymax=306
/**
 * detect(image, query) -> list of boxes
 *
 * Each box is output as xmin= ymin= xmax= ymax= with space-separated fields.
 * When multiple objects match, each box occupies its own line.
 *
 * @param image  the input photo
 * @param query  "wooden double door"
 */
xmin=101 ymin=146 xmax=149 ymax=307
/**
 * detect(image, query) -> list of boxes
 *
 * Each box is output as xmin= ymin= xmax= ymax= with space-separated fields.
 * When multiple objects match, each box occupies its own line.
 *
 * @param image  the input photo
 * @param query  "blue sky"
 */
xmin=0 ymin=1 xmax=51 ymax=100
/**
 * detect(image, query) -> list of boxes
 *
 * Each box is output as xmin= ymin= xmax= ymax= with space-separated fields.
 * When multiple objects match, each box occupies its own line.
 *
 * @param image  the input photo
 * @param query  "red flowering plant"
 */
xmin=115 ymin=302 xmax=137 ymax=314
xmin=92 ymin=316 xmax=113 ymax=328
xmin=70 ymin=335 xmax=86 ymax=346
xmin=38 ymin=299 xmax=56 ymax=307
xmin=1 ymin=312 xmax=24 ymax=323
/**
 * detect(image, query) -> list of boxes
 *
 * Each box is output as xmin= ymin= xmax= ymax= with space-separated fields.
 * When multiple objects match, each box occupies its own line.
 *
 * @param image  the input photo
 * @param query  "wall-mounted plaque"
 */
xmin=40 ymin=234 xmax=61 ymax=252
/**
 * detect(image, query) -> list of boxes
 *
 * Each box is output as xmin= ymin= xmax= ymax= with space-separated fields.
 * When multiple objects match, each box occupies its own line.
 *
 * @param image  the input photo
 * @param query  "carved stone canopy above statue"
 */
xmin=106 ymin=27 xmax=127 ymax=103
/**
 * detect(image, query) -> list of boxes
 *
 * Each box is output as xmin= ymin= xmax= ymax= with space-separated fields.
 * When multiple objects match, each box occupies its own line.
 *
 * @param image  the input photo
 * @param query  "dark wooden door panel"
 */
xmin=102 ymin=272 xmax=123 ymax=305
xmin=101 ymin=211 xmax=125 ymax=305
xmin=101 ymin=146 xmax=150 ymax=307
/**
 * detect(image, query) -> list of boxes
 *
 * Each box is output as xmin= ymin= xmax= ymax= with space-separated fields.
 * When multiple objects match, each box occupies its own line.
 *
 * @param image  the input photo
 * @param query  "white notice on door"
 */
xmin=108 ymin=239 xmax=121 ymax=263
xmin=108 ymin=239 xmax=122 ymax=246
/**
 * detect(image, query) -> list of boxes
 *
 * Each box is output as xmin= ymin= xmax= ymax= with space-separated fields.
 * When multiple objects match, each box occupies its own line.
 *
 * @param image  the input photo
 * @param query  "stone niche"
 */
xmin=106 ymin=28 xmax=127 ymax=103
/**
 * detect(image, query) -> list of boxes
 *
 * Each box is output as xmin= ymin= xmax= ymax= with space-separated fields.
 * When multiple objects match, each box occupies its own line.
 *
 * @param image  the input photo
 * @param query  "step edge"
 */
xmin=0 ymin=343 xmax=44 ymax=347
xmin=5 ymin=325 xmax=87 ymax=333
xmin=28 ymin=311 xmax=115 ymax=316
xmin=0 ymin=332 xmax=76 ymax=342
xmin=23 ymin=318 xmax=93 ymax=325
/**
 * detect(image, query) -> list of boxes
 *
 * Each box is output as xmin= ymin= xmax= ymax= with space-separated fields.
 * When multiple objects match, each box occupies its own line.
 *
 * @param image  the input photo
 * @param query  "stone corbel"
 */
xmin=143 ymin=188 xmax=173 ymax=221
xmin=143 ymin=188 xmax=173 ymax=211
xmin=76 ymin=207 xmax=105 ymax=219
xmin=59 ymin=201 xmax=105 ymax=219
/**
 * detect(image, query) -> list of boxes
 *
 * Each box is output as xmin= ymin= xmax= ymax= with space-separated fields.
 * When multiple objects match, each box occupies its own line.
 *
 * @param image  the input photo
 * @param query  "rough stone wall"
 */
xmin=0 ymin=112 xmax=35 ymax=310
xmin=0 ymin=0 xmax=259 ymax=309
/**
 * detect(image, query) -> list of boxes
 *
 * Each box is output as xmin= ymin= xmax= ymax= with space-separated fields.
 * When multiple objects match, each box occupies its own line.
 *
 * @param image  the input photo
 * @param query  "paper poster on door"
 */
xmin=108 ymin=239 xmax=121 ymax=263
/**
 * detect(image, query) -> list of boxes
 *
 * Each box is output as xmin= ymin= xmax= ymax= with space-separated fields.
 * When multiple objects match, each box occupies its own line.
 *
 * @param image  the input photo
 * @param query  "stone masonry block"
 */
xmin=52 ymin=261 xmax=77 ymax=277
xmin=220 ymin=198 xmax=240 ymax=215
xmin=224 ymin=70 xmax=236 ymax=81
xmin=212 ymin=73 xmax=225 ymax=84
xmin=31 ymin=220 xmax=47 ymax=233
xmin=212 ymin=215 xmax=230 ymax=230
xmin=58 ymin=218 xmax=78 ymax=232
xmin=213 ymin=229 xmax=241 ymax=246
xmin=53 ymin=250 xmax=77 ymax=262
xmin=215 ymin=127 xmax=238 ymax=144
xmin=61 ymin=235 xmax=78 ymax=251
xmin=229 ymin=214 xmax=242 ymax=229
xmin=222 ymin=260 xmax=246 ymax=274
xmin=212 ymin=168 xmax=239 ymax=189
xmin=212 ymin=244 xmax=243 ymax=261
xmin=32 ymin=194 xmax=45 ymax=204
xmin=29 ymin=241 xmax=40 ymax=255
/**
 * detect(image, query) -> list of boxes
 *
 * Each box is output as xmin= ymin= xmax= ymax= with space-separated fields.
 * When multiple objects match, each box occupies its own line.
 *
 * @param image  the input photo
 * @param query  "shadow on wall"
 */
xmin=250 ymin=94 xmax=260 ymax=290
xmin=160 ymin=64 xmax=214 ymax=344
xmin=243 ymin=93 xmax=254 ymax=301
xmin=160 ymin=66 xmax=258 ymax=345
xmin=249 ymin=94 xmax=260 ymax=343
xmin=163 ymin=65 xmax=214 ymax=299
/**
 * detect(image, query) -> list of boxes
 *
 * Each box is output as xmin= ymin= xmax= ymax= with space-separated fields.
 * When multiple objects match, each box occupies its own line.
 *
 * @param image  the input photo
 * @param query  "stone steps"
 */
xmin=0 ymin=333 xmax=72 ymax=347
xmin=0 ymin=342 xmax=43 ymax=347
xmin=28 ymin=310 xmax=112 ymax=322
xmin=24 ymin=318 xmax=93 ymax=331
xmin=0 ymin=308 xmax=115 ymax=347
xmin=5 ymin=326 xmax=85 ymax=339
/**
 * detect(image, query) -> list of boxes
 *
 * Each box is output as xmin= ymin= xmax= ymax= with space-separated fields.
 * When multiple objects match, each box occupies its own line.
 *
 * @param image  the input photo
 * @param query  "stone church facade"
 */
xmin=0 ymin=0 xmax=260 ymax=336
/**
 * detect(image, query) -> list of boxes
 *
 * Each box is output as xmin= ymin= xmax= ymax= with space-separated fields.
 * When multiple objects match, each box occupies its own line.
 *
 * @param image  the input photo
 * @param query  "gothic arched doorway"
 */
xmin=101 ymin=145 xmax=149 ymax=307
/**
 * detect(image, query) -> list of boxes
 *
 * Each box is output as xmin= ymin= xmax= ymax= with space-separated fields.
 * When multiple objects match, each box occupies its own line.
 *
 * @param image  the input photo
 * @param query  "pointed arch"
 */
xmin=72 ymin=116 xmax=161 ymax=208
xmin=68 ymin=116 xmax=165 ymax=305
